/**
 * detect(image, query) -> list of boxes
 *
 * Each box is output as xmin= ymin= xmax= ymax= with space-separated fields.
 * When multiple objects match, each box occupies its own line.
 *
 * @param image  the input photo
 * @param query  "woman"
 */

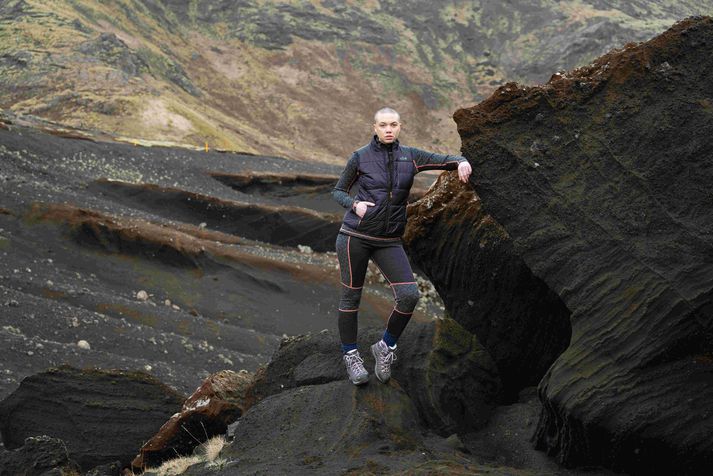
xmin=332 ymin=107 xmax=472 ymax=385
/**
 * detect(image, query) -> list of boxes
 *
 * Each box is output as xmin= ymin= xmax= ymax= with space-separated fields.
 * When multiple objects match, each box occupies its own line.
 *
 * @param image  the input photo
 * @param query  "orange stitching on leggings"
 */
xmin=391 ymin=308 xmax=413 ymax=315
xmin=340 ymin=282 xmax=363 ymax=289
xmin=373 ymin=262 xmax=392 ymax=285
xmin=347 ymin=235 xmax=352 ymax=287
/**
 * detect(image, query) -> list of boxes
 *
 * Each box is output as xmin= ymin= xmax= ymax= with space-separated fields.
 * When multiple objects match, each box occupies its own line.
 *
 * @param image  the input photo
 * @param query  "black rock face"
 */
xmin=405 ymin=172 xmax=572 ymax=402
xmin=454 ymin=16 xmax=713 ymax=475
xmin=0 ymin=435 xmax=80 ymax=476
xmin=0 ymin=366 xmax=184 ymax=471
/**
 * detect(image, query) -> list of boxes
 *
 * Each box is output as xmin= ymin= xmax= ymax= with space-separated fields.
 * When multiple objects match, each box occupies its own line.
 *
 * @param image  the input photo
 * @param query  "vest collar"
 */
xmin=371 ymin=135 xmax=399 ymax=152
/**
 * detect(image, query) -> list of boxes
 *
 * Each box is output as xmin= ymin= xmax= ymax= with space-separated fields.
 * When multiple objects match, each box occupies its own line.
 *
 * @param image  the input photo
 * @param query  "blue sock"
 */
xmin=382 ymin=330 xmax=397 ymax=348
xmin=342 ymin=342 xmax=358 ymax=354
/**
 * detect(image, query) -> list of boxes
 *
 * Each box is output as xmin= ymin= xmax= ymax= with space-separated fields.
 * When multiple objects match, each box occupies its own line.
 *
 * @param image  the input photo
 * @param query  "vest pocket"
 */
xmin=357 ymin=203 xmax=384 ymax=233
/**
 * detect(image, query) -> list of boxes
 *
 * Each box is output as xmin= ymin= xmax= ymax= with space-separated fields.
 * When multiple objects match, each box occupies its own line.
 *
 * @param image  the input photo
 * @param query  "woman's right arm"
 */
xmin=332 ymin=152 xmax=359 ymax=209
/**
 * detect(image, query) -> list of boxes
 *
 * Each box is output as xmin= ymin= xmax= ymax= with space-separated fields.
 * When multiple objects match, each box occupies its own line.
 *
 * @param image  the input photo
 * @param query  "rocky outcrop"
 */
xmin=0 ymin=435 xmax=80 ymax=476
xmin=252 ymin=320 xmax=501 ymax=436
xmin=177 ymin=322 xmax=501 ymax=474
xmin=0 ymin=366 xmax=184 ymax=470
xmin=454 ymin=16 xmax=713 ymax=475
xmin=221 ymin=379 xmax=424 ymax=474
xmin=405 ymin=172 xmax=571 ymax=401
xmin=132 ymin=369 xmax=256 ymax=471
xmin=76 ymin=32 xmax=149 ymax=77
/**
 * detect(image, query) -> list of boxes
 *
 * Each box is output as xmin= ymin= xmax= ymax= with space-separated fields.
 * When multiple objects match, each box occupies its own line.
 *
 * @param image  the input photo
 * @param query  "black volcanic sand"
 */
xmin=0 ymin=125 xmax=444 ymax=439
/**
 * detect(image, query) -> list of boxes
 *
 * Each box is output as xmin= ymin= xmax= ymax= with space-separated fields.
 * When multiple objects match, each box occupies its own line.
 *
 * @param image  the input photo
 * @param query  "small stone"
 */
xmin=46 ymin=280 xmax=53 ymax=286
xmin=199 ymin=222 xmax=207 ymax=229
xmin=144 ymin=364 xmax=152 ymax=372
xmin=136 ymin=290 xmax=149 ymax=301
xmin=164 ymin=299 xmax=171 ymax=306
xmin=26 ymin=350 xmax=34 ymax=356
xmin=297 ymin=245 xmax=313 ymax=254
xmin=77 ymin=340 xmax=91 ymax=350
xmin=7 ymin=299 xmax=19 ymax=307
xmin=171 ymin=304 xmax=180 ymax=310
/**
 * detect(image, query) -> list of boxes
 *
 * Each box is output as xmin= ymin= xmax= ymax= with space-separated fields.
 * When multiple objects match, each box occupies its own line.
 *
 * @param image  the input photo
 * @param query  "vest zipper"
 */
xmin=384 ymin=148 xmax=394 ymax=234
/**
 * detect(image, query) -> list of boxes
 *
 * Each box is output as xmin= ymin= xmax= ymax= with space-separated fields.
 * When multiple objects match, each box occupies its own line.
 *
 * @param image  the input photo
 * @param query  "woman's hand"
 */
xmin=458 ymin=161 xmax=472 ymax=183
xmin=354 ymin=201 xmax=375 ymax=218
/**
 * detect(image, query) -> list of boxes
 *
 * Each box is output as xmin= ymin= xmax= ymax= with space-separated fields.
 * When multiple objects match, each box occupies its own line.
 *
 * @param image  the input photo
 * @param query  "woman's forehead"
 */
xmin=375 ymin=113 xmax=400 ymax=124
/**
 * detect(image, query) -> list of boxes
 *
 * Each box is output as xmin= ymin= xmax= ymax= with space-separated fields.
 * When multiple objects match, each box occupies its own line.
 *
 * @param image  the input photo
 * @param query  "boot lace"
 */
xmin=345 ymin=352 xmax=365 ymax=374
xmin=378 ymin=346 xmax=397 ymax=371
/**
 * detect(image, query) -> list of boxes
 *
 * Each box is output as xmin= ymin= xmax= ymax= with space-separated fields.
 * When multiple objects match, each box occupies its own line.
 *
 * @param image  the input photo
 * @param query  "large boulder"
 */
xmin=454 ymin=16 xmax=713 ymax=475
xmin=132 ymin=369 xmax=256 ymax=471
xmin=251 ymin=319 xmax=501 ymax=436
xmin=0 ymin=435 xmax=80 ymax=476
xmin=0 ymin=366 xmax=184 ymax=471
xmin=405 ymin=172 xmax=571 ymax=400
xmin=219 ymin=379 xmax=425 ymax=474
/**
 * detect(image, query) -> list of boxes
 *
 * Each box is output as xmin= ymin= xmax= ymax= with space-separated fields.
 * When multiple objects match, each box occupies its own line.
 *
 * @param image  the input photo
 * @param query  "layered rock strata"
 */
xmin=405 ymin=172 xmax=572 ymax=401
xmin=453 ymin=16 xmax=713 ymax=475
xmin=0 ymin=366 xmax=184 ymax=471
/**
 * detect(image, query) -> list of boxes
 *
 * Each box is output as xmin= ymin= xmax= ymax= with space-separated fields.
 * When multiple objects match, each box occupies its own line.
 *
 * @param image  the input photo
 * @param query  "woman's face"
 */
xmin=373 ymin=112 xmax=401 ymax=144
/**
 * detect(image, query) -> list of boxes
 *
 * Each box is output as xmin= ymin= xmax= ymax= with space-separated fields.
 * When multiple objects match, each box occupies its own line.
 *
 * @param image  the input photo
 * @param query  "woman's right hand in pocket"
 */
xmin=354 ymin=201 xmax=375 ymax=218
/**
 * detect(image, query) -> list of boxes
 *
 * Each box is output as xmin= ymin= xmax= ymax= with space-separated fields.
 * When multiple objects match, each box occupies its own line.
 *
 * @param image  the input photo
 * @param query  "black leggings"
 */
xmin=335 ymin=232 xmax=420 ymax=346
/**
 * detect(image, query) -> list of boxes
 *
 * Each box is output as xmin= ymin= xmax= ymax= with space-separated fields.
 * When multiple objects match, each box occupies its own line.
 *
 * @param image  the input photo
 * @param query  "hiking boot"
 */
xmin=343 ymin=349 xmax=369 ymax=385
xmin=371 ymin=340 xmax=397 ymax=383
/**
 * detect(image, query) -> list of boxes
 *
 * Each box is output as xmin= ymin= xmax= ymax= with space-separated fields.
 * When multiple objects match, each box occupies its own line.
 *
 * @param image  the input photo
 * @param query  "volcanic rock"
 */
xmin=0 ymin=435 xmax=80 ymax=476
xmin=211 ymin=379 xmax=425 ymax=474
xmin=132 ymin=369 xmax=256 ymax=471
xmin=252 ymin=319 xmax=501 ymax=436
xmin=0 ymin=366 xmax=184 ymax=471
xmin=454 ymin=16 xmax=713 ymax=475
xmin=405 ymin=172 xmax=571 ymax=401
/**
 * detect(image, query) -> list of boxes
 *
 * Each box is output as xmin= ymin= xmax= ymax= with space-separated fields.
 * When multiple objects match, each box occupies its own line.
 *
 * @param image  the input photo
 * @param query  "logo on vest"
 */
xmin=397 ymin=156 xmax=410 ymax=162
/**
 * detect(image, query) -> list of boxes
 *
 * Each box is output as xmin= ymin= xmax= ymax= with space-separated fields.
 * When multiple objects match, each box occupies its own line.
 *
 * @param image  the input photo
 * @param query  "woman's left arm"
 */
xmin=411 ymin=148 xmax=472 ymax=183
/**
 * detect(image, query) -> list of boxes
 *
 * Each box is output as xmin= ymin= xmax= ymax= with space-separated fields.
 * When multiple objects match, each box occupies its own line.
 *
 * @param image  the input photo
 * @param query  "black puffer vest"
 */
xmin=341 ymin=136 xmax=418 ymax=238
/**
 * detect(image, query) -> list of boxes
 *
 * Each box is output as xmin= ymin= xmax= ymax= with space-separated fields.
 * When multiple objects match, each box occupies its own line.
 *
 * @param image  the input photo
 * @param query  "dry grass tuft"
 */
xmin=140 ymin=435 xmax=228 ymax=475
xmin=198 ymin=435 xmax=227 ymax=462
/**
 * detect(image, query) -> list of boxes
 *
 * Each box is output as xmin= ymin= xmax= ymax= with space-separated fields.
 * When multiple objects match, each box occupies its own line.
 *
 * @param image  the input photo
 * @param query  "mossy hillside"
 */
xmin=2 ymin=1 xmax=710 ymax=163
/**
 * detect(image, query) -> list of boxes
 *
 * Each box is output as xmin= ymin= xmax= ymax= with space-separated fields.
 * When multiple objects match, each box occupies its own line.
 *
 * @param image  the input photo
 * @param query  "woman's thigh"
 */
xmin=371 ymin=242 xmax=416 ymax=285
xmin=335 ymin=233 xmax=372 ymax=288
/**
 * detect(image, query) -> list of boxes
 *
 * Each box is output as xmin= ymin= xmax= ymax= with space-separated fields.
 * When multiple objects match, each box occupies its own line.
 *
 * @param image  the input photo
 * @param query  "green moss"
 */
xmin=0 ymin=237 xmax=9 ymax=250
xmin=433 ymin=317 xmax=471 ymax=359
xmin=129 ymin=257 xmax=201 ymax=307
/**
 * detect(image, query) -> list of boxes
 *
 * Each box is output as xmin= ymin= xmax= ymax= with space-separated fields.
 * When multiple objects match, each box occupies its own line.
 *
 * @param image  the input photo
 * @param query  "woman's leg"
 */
xmin=371 ymin=242 xmax=420 ymax=345
xmin=335 ymin=233 xmax=372 ymax=353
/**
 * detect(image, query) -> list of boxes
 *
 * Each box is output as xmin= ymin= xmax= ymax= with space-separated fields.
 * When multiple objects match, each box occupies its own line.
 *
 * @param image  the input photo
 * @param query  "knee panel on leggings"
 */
xmin=339 ymin=286 xmax=363 ymax=311
xmin=394 ymin=283 xmax=420 ymax=313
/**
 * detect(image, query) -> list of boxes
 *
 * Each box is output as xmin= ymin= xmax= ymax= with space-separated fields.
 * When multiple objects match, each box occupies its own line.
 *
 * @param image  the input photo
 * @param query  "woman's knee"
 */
xmin=395 ymin=283 xmax=420 ymax=311
xmin=339 ymin=286 xmax=363 ymax=310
